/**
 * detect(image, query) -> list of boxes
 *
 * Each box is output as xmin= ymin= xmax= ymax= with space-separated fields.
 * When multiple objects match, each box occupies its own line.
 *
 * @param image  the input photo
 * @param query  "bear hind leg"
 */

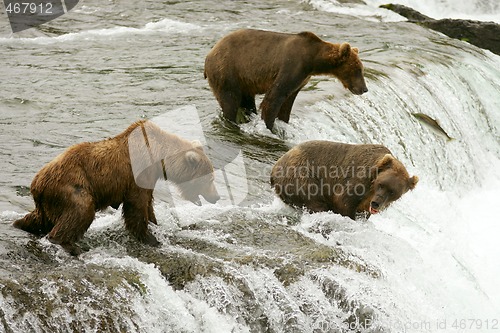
xmin=217 ymin=89 xmax=242 ymax=123
xmin=47 ymin=193 xmax=96 ymax=256
xmin=13 ymin=207 xmax=54 ymax=236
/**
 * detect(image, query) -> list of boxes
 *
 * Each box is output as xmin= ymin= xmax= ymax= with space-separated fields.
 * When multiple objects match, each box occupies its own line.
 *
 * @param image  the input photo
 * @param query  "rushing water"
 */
xmin=308 ymin=0 xmax=500 ymax=23
xmin=1 ymin=0 xmax=499 ymax=332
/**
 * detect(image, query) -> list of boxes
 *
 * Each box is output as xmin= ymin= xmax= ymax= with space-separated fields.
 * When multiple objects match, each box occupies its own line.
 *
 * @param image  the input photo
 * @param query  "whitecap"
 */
xmin=0 ymin=18 xmax=202 ymax=45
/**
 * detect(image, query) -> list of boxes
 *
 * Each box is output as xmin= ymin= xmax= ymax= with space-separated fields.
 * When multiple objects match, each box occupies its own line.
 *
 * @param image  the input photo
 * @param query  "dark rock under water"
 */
xmin=381 ymin=3 xmax=500 ymax=55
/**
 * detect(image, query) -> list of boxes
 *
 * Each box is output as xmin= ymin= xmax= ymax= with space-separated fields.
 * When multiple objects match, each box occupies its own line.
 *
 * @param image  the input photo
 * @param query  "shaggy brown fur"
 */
xmin=204 ymin=29 xmax=368 ymax=130
xmin=13 ymin=121 xmax=220 ymax=255
xmin=270 ymin=141 xmax=418 ymax=219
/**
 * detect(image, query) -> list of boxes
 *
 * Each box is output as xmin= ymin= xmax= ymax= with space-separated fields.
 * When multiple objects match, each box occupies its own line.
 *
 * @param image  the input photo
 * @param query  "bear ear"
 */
xmin=191 ymin=140 xmax=203 ymax=149
xmin=376 ymin=154 xmax=394 ymax=171
xmin=339 ymin=43 xmax=351 ymax=62
xmin=408 ymin=175 xmax=419 ymax=190
xmin=185 ymin=150 xmax=201 ymax=166
xmin=352 ymin=47 xmax=359 ymax=54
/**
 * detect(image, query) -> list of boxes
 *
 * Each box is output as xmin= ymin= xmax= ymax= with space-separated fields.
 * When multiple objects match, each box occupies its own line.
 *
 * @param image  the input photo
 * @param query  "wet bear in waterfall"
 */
xmin=270 ymin=141 xmax=418 ymax=219
xmin=204 ymin=29 xmax=368 ymax=130
xmin=13 ymin=120 xmax=220 ymax=255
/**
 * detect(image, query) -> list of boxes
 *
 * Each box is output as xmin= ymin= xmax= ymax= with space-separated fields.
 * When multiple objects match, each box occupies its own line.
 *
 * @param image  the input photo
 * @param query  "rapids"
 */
xmin=1 ymin=0 xmax=499 ymax=332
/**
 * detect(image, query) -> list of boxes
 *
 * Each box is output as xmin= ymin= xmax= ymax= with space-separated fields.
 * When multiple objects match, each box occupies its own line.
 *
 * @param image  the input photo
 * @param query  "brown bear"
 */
xmin=13 ymin=120 xmax=220 ymax=255
xmin=270 ymin=141 xmax=418 ymax=219
xmin=204 ymin=29 xmax=368 ymax=130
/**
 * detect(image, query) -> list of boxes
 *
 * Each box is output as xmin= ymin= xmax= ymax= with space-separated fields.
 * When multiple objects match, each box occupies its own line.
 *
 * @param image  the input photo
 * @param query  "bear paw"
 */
xmin=138 ymin=230 xmax=161 ymax=247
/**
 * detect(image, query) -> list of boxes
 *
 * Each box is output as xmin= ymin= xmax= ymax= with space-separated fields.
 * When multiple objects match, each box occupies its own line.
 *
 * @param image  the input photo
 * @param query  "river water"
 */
xmin=1 ymin=0 xmax=499 ymax=332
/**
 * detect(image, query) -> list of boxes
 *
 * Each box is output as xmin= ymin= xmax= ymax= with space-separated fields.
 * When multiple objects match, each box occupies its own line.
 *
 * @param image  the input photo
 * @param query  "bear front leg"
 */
xmin=261 ymin=72 xmax=307 ymax=130
xmin=147 ymin=193 xmax=157 ymax=225
xmin=122 ymin=191 xmax=160 ymax=247
xmin=240 ymin=94 xmax=257 ymax=115
xmin=330 ymin=194 xmax=359 ymax=220
xmin=277 ymin=90 xmax=300 ymax=123
xmin=306 ymin=201 xmax=332 ymax=213
xmin=261 ymin=93 xmax=287 ymax=130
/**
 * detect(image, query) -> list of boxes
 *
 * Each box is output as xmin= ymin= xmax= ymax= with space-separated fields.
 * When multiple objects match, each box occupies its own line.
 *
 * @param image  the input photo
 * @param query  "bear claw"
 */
xmin=139 ymin=231 xmax=161 ymax=247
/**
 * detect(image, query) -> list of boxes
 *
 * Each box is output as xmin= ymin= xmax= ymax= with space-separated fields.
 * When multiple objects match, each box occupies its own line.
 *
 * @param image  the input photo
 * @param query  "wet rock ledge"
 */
xmin=381 ymin=3 xmax=500 ymax=55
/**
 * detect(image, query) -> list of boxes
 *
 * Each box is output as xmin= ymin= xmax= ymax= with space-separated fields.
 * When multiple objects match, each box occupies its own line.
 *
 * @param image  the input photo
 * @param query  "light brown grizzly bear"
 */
xmin=13 ymin=120 xmax=220 ymax=255
xmin=270 ymin=141 xmax=418 ymax=219
xmin=204 ymin=29 xmax=368 ymax=130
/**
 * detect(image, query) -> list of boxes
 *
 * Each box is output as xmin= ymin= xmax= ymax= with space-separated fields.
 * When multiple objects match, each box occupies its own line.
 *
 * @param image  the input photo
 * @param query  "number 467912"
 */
xmin=451 ymin=319 xmax=499 ymax=330
xmin=5 ymin=2 xmax=53 ymax=15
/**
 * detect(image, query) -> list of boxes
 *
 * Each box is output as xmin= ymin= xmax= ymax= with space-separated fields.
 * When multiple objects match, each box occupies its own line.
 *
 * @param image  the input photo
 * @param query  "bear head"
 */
xmin=331 ymin=43 xmax=368 ymax=95
xmin=174 ymin=142 xmax=220 ymax=206
xmin=369 ymin=154 xmax=418 ymax=214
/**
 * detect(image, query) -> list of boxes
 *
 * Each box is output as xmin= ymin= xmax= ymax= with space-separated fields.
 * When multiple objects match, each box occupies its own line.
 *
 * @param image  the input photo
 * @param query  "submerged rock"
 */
xmin=1 ymin=210 xmax=384 ymax=332
xmin=381 ymin=3 xmax=500 ymax=55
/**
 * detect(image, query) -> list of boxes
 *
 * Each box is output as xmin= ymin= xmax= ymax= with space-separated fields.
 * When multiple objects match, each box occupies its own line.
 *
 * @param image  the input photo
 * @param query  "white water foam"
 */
xmin=82 ymin=253 xmax=248 ymax=333
xmin=303 ymin=0 xmax=406 ymax=22
xmin=0 ymin=18 xmax=202 ymax=44
xmin=372 ymin=156 xmax=500 ymax=315
xmin=306 ymin=0 xmax=500 ymax=23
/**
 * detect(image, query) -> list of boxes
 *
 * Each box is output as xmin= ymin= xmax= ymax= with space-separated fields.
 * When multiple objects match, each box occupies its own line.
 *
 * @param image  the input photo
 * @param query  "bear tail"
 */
xmin=13 ymin=208 xmax=53 ymax=236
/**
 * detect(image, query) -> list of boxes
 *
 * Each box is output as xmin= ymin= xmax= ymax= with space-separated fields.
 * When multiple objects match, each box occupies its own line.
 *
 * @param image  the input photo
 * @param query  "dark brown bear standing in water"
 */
xmin=270 ymin=141 xmax=418 ymax=219
xmin=204 ymin=29 xmax=368 ymax=130
xmin=13 ymin=120 xmax=220 ymax=255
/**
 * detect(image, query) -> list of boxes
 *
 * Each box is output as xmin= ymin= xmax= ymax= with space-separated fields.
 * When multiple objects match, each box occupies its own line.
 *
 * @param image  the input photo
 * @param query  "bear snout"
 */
xmin=350 ymin=85 xmax=368 ymax=95
xmin=369 ymin=201 xmax=380 ymax=214
xmin=203 ymin=186 xmax=221 ymax=204
xmin=201 ymin=183 xmax=220 ymax=204
xmin=204 ymin=193 xmax=220 ymax=204
xmin=346 ymin=74 xmax=368 ymax=95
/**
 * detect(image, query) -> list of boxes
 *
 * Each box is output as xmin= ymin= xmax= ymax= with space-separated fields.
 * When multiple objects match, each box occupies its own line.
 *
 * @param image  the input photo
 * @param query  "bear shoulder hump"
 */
xmin=297 ymin=31 xmax=322 ymax=42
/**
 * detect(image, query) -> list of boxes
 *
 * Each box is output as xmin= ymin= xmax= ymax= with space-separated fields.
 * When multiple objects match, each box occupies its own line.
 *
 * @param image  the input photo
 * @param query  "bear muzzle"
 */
xmin=349 ymin=85 xmax=368 ymax=95
xmin=202 ymin=182 xmax=220 ymax=204
xmin=369 ymin=201 xmax=380 ymax=214
xmin=203 ymin=192 xmax=221 ymax=204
